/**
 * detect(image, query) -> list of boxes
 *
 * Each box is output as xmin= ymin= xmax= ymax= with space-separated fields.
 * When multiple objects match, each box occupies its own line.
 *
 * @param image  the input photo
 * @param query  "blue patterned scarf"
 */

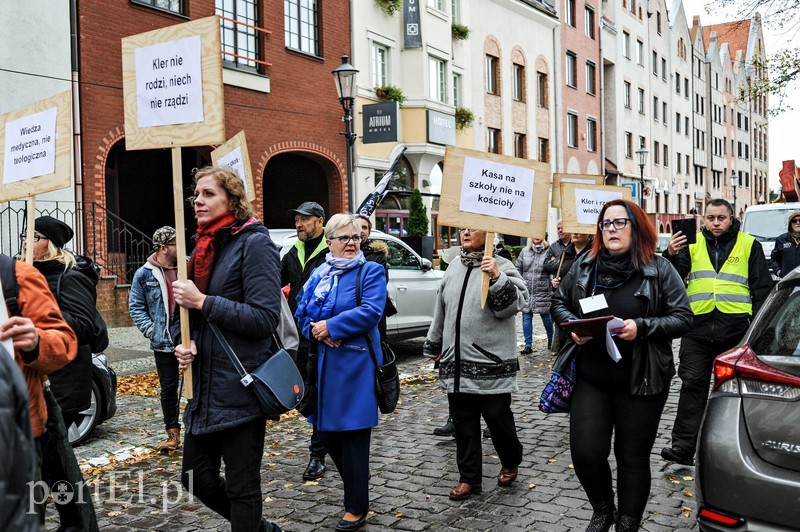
xmin=295 ymin=251 xmax=365 ymax=324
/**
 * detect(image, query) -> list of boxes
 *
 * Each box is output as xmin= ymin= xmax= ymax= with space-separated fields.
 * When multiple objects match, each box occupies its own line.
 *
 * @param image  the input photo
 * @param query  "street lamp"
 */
xmin=332 ymin=54 xmax=359 ymax=212
xmin=731 ymin=171 xmax=738 ymax=220
xmin=635 ymin=147 xmax=649 ymax=208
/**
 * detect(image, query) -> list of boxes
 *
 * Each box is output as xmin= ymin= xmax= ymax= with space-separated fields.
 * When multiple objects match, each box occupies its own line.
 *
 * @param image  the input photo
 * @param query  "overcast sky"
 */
xmin=683 ymin=0 xmax=800 ymax=194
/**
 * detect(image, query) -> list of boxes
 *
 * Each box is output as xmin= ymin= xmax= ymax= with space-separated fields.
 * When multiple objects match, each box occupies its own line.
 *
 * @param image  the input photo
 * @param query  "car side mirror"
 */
xmin=420 ymin=258 xmax=433 ymax=271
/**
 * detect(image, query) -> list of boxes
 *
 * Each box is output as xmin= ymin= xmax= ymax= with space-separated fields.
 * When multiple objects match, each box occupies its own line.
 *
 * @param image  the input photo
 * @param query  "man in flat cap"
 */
xmin=129 ymin=226 xmax=181 ymax=451
xmin=281 ymin=201 xmax=329 ymax=481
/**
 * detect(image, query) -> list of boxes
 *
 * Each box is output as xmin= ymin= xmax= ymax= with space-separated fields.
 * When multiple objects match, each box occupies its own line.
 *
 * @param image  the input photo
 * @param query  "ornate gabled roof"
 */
xmin=703 ymin=19 xmax=751 ymax=61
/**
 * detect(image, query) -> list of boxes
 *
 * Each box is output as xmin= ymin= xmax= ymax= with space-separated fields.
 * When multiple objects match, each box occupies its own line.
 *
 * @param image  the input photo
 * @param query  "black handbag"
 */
xmin=356 ymin=264 xmax=400 ymax=414
xmin=295 ymin=349 xmax=317 ymax=417
xmin=208 ymin=322 xmax=304 ymax=418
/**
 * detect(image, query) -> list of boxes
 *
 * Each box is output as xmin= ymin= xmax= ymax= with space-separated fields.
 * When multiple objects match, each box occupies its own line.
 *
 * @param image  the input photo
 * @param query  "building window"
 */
xmin=220 ymin=0 xmax=260 ymax=70
xmin=538 ymin=137 xmax=549 ymax=162
xmin=653 ymin=96 xmax=659 ymax=121
xmin=638 ymin=88 xmax=645 ymax=113
xmin=513 ymin=63 xmax=525 ymax=102
xmin=537 ymin=72 xmax=548 ymax=108
xmin=625 ymin=131 xmax=633 ymax=158
xmin=684 ymin=77 xmax=689 ymax=97
xmin=567 ymin=113 xmax=578 ymax=147
xmin=662 ymin=102 xmax=668 ymax=125
xmin=652 ymin=50 xmax=658 ymax=76
xmin=566 ymin=52 xmax=577 ymax=88
xmin=657 ymin=10 xmax=662 ymax=34
xmin=639 ymin=135 xmax=646 ymax=149
xmin=486 ymin=55 xmax=499 ymax=95
xmin=135 ymin=0 xmax=184 ymax=14
xmin=662 ymin=58 xmax=667 ymax=81
xmin=487 ymin=128 xmax=501 ymax=154
xmin=587 ymin=118 xmax=597 ymax=152
xmin=585 ymin=6 xmax=595 ymax=38
xmin=514 ymin=133 xmax=527 ymax=158
xmin=623 ymin=32 xmax=631 ymax=58
xmin=284 ymin=0 xmax=318 ymax=56
xmin=685 ymin=154 xmax=690 ymax=174
xmin=451 ymin=0 xmax=461 ymax=22
xmin=675 ymin=72 xmax=681 ymax=94
xmin=654 ymin=141 xmax=660 ymax=164
xmin=663 ymin=144 xmax=669 ymax=167
xmin=623 ymin=81 xmax=631 ymax=108
xmin=429 ymin=56 xmax=446 ymax=103
xmin=685 ymin=116 xmax=689 ymax=136
xmin=371 ymin=42 xmax=389 ymax=87
xmin=585 ymin=61 xmax=596 ymax=95
xmin=676 ymin=112 xmax=681 ymax=133
xmin=637 ymin=40 xmax=644 ymax=66
xmin=676 ymin=152 xmax=682 ymax=173
xmin=453 ymin=72 xmax=462 ymax=106
xmin=428 ymin=0 xmax=444 ymax=10
xmin=565 ymin=0 xmax=576 ymax=26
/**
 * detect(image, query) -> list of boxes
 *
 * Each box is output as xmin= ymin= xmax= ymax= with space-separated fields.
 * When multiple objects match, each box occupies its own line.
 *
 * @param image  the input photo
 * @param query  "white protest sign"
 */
xmin=575 ymin=188 xmax=625 ymax=224
xmin=459 ymin=156 xmax=534 ymax=222
xmin=134 ymin=35 xmax=204 ymax=128
xmin=217 ymin=146 xmax=247 ymax=193
xmin=560 ymin=182 xmax=632 ymax=234
xmin=3 ymin=107 xmax=57 ymax=184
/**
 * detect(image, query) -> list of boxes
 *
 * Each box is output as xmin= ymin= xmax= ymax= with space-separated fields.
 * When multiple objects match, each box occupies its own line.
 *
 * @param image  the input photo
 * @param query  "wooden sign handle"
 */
xmin=480 ymin=232 xmax=495 ymax=308
xmin=555 ymin=251 xmax=566 ymax=280
xmin=24 ymin=197 xmax=36 ymax=264
xmin=172 ymin=147 xmax=193 ymax=399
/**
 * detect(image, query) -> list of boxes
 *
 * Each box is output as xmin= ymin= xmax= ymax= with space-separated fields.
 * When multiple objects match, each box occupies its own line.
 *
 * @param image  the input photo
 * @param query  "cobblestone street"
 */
xmin=48 ymin=325 xmax=700 ymax=531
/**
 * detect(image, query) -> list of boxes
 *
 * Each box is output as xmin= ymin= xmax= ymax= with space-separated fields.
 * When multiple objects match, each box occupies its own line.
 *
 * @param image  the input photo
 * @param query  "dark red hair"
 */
xmin=590 ymin=199 xmax=657 ymax=269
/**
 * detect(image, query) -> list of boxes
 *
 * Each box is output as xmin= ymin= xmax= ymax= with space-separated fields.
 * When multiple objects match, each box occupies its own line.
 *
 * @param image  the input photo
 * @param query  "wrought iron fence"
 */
xmin=0 ymin=200 xmax=152 ymax=284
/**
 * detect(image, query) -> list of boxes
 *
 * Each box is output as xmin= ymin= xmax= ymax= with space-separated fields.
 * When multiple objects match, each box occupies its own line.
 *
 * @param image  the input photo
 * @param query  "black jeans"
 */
xmin=570 ymin=377 xmax=669 ymax=519
xmin=319 ymin=428 xmax=372 ymax=515
xmin=154 ymin=351 xmax=180 ymax=430
xmin=39 ymin=410 xmax=81 ymax=527
xmin=181 ymin=419 xmax=266 ymax=532
xmin=296 ymin=334 xmax=326 ymax=460
xmin=671 ymin=335 xmax=740 ymax=452
xmin=448 ymin=393 xmax=523 ymax=485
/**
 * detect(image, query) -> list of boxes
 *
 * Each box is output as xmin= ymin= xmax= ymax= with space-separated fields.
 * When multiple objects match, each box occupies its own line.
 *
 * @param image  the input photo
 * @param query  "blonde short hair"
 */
xmin=324 ymin=213 xmax=361 ymax=240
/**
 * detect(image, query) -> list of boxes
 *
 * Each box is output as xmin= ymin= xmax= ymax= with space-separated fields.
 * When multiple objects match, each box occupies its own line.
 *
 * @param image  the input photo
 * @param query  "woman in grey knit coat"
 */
xmin=516 ymin=238 xmax=553 ymax=353
xmin=424 ymin=228 xmax=529 ymax=501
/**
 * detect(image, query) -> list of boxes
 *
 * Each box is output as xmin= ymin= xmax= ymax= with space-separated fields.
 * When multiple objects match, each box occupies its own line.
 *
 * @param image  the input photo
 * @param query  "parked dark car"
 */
xmin=696 ymin=266 xmax=800 ymax=530
xmin=68 ymin=352 xmax=118 ymax=446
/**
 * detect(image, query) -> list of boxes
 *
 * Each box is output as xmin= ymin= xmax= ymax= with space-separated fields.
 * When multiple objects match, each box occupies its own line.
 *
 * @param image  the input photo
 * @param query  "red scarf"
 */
xmin=188 ymin=212 xmax=236 ymax=293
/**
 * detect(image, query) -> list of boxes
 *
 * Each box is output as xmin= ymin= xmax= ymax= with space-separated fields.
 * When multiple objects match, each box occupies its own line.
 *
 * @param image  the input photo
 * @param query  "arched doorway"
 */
xmin=104 ymin=140 xmax=207 ymax=280
xmin=263 ymin=153 xmax=330 ymax=229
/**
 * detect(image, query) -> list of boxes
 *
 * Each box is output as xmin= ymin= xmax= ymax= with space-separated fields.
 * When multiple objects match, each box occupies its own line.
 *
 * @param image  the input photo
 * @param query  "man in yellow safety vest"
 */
xmin=660 ymin=198 xmax=772 ymax=465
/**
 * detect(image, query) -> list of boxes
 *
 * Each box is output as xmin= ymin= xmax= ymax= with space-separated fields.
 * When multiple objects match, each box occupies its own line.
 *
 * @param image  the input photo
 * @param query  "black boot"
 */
xmin=585 ymin=498 xmax=615 ymax=532
xmin=433 ymin=417 xmax=455 ymax=437
xmin=615 ymin=514 xmax=640 ymax=532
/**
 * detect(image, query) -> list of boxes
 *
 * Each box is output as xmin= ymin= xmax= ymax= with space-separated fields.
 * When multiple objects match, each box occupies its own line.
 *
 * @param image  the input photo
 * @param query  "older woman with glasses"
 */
xmin=550 ymin=200 xmax=692 ymax=532
xmin=295 ymin=213 xmax=386 ymax=531
xmin=424 ymin=227 xmax=528 ymax=501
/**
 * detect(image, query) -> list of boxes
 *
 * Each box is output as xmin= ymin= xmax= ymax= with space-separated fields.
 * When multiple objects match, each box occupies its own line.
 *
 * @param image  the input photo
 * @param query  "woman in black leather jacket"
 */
xmin=550 ymin=199 xmax=692 ymax=532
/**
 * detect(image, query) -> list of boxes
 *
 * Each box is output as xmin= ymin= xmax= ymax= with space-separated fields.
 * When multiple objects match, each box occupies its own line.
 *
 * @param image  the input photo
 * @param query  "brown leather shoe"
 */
xmin=448 ymin=482 xmax=482 ymax=501
xmin=497 ymin=466 xmax=518 ymax=486
xmin=159 ymin=428 xmax=181 ymax=452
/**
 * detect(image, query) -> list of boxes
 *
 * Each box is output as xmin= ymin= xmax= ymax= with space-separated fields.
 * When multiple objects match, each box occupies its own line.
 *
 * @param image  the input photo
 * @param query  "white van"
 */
xmin=741 ymin=203 xmax=800 ymax=263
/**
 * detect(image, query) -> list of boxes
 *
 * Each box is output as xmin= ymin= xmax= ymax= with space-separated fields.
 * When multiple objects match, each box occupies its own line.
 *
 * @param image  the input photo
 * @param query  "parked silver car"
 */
xmin=696 ymin=266 xmax=800 ymax=530
xmin=275 ymin=229 xmax=443 ymax=342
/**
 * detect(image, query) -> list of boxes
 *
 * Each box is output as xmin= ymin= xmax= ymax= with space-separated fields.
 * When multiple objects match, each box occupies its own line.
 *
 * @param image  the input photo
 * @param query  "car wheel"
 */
xmin=69 ymin=379 xmax=102 ymax=446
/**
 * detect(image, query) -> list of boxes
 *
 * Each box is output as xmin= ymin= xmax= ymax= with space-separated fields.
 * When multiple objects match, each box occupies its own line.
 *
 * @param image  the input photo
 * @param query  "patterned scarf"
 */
xmin=188 ymin=212 xmax=236 ymax=293
xmin=295 ymin=251 xmax=365 ymax=325
xmin=460 ymin=248 xmax=492 ymax=267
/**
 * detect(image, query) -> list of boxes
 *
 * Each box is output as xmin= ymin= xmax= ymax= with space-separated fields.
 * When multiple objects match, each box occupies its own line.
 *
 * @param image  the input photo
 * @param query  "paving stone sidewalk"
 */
xmin=46 ymin=327 xmax=700 ymax=531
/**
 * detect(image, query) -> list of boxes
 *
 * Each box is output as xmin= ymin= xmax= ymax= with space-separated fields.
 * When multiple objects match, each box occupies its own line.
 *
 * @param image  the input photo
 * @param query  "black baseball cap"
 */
xmin=288 ymin=201 xmax=325 ymax=219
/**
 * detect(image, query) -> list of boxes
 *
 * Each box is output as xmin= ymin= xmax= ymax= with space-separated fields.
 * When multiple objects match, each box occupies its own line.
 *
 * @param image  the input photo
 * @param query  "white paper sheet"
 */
xmin=605 ymin=317 xmax=625 ymax=362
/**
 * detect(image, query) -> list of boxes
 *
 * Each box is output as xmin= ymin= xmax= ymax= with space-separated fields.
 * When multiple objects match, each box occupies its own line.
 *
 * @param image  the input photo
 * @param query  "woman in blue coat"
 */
xmin=296 ymin=213 xmax=386 ymax=532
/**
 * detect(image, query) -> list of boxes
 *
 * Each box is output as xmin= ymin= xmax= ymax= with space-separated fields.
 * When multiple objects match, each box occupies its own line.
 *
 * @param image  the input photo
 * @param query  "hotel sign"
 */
xmin=427 ymin=110 xmax=456 ymax=146
xmin=403 ymin=0 xmax=422 ymax=49
xmin=362 ymin=102 xmax=398 ymax=144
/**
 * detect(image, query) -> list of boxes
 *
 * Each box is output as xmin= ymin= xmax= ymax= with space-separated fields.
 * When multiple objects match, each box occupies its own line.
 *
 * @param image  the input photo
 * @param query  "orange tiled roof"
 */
xmin=703 ymin=19 xmax=751 ymax=60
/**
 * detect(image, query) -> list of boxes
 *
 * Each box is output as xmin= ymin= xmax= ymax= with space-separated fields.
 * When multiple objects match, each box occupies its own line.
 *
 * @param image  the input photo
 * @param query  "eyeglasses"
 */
xmin=598 ymin=218 xmax=631 ymax=231
xmin=20 ymin=233 xmax=49 ymax=242
xmin=331 ymin=234 xmax=362 ymax=244
xmin=791 ymin=218 xmax=800 ymax=224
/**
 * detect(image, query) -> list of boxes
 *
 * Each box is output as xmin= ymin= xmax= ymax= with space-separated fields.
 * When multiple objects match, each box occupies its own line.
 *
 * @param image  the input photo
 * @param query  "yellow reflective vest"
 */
xmin=686 ymin=232 xmax=755 ymax=315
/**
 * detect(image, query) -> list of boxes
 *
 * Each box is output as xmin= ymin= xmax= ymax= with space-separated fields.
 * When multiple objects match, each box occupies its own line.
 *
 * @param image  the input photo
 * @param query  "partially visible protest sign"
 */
xmin=0 ymin=91 xmax=72 ymax=201
xmin=551 ymin=173 xmax=604 ymax=208
xmin=211 ymin=131 xmax=255 ymax=202
xmin=560 ymin=182 xmax=632 ymax=234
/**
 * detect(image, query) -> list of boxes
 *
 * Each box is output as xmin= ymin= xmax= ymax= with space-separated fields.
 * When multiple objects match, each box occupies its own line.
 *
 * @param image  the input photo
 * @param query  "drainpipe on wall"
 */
xmin=599 ymin=17 xmax=605 ymax=184
xmin=70 ymin=0 xmax=84 ymax=252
